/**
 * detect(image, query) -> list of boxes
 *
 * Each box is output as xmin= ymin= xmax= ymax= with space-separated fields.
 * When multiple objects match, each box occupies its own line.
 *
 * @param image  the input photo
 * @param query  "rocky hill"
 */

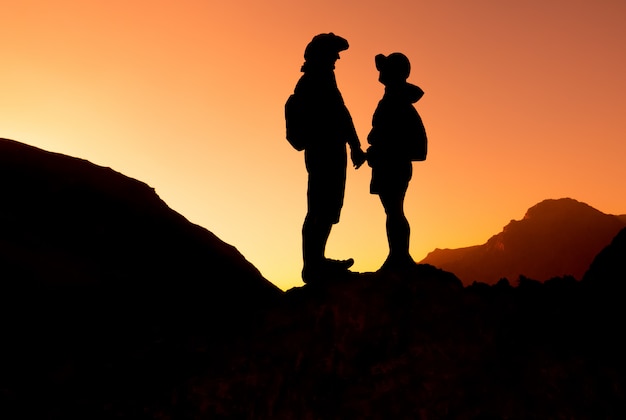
xmin=419 ymin=198 xmax=626 ymax=285
xmin=0 ymin=138 xmax=277 ymax=295
xmin=1 ymin=139 xmax=624 ymax=419
xmin=0 ymin=138 xmax=281 ymax=419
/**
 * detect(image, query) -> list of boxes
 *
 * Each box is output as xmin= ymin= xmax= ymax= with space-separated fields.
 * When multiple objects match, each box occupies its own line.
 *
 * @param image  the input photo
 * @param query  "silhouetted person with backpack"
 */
xmin=285 ymin=33 xmax=366 ymax=283
xmin=366 ymin=53 xmax=427 ymax=271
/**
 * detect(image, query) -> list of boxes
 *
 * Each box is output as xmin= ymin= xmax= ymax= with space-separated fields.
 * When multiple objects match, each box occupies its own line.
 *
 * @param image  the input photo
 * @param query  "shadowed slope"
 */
xmin=420 ymin=198 xmax=626 ymax=285
xmin=583 ymin=226 xmax=626 ymax=289
xmin=0 ymin=138 xmax=278 ymax=297
xmin=0 ymin=138 xmax=281 ymax=418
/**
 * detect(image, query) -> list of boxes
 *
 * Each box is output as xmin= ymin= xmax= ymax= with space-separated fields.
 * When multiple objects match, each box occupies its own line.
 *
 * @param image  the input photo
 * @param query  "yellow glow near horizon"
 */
xmin=2 ymin=1 xmax=626 ymax=290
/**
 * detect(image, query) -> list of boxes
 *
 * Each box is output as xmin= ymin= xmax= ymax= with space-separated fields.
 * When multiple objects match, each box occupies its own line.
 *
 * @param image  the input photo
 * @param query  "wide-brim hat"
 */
xmin=304 ymin=33 xmax=349 ymax=61
xmin=375 ymin=52 xmax=411 ymax=80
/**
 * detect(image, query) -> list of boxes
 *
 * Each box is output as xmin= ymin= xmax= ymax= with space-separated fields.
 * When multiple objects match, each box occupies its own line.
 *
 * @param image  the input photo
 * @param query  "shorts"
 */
xmin=370 ymin=160 xmax=412 ymax=195
xmin=305 ymin=146 xmax=347 ymax=224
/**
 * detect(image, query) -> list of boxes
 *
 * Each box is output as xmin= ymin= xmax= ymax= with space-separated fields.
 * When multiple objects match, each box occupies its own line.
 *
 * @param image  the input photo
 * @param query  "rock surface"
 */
xmin=186 ymin=266 xmax=625 ymax=419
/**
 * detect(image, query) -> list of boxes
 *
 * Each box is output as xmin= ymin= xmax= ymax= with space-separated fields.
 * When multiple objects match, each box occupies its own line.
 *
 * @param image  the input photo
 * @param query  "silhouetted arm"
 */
xmin=340 ymin=105 xmax=364 ymax=168
xmin=347 ymin=122 xmax=365 ymax=168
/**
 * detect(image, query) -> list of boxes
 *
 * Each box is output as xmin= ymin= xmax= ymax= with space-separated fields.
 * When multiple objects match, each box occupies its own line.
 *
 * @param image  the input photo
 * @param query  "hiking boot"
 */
xmin=323 ymin=257 xmax=354 ymax=270
xmin=302 ymin=264 xmax=321 ymax=284
xmin=302 ymin=258 xmax=354 ymax=284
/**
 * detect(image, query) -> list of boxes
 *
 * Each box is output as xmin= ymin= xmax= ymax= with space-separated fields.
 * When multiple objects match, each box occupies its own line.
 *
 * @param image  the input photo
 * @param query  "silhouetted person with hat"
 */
xmin=366 ymin=52 xmax=428 ymax=271
xmin=288 ymin=33 xmax=366 ymax=283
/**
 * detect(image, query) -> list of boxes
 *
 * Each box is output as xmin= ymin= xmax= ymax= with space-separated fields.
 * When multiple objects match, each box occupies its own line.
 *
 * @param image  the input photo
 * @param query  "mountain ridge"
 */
xmin=420 ymin=197 xmax=625 ymax=285
xmin=1 ymin=137 xmax=281 ymax=418
xmin=0 ymin=137 xmax=278 ymax=295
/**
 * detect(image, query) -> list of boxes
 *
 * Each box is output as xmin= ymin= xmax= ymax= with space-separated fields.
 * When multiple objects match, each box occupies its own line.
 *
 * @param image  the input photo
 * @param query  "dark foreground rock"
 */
xmin=187 ymin=266 xmax=625 ymax=420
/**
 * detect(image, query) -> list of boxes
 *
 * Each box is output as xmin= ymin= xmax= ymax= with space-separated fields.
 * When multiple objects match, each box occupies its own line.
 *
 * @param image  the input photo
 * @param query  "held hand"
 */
xmin=364 ymin=146 xmax=374 ymax=167
xmin=351 ymin=147 xmax=367 ymax=169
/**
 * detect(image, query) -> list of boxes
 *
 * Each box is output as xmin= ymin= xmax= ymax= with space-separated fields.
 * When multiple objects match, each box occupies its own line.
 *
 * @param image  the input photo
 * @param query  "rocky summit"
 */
xmin=186 ymin=265 xmax=625 ymax=419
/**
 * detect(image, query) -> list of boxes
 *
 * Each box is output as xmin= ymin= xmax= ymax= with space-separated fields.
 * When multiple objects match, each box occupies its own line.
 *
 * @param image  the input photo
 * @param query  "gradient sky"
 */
xmin=2 ymin=0 xmax=625 ymax=290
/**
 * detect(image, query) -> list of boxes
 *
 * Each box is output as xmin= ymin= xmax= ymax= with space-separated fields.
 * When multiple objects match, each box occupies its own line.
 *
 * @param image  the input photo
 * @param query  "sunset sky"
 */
xmin=2 ymin=1 xmax=625 ymax=290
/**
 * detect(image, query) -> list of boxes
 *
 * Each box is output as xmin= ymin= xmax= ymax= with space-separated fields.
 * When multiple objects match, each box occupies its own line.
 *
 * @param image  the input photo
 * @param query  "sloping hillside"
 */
xmin=0 ymin=138 xmax=281 ymax=418
xmin=0 ymin=138 xmax=278 ymax=298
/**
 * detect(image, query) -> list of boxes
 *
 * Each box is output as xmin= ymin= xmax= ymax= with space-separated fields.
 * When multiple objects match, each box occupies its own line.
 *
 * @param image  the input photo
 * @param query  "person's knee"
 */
xmin=381 ymin=200 xmax=403 ymax=217
xmin=305 ymin=212 xmax=335 ymax=229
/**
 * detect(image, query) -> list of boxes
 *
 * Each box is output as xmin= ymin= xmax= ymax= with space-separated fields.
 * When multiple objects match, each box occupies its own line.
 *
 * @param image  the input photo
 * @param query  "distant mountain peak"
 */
xmin=522 ymin=197 xmax=605 ymax=221
xmin=420 ymin=198 xmax=626 ymax=284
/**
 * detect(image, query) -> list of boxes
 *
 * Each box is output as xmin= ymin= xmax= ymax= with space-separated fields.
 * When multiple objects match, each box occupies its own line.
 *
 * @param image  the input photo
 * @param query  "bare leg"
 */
xmin=379 ymin=189 xmax=414 ymax=269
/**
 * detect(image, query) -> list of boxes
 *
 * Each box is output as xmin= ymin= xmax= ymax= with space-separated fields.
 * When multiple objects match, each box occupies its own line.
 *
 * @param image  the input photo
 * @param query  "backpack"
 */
xmin=408 ymin=111 xmax=427 ymax=161
xmin=284 ymin=93 xmax=308 ymax=151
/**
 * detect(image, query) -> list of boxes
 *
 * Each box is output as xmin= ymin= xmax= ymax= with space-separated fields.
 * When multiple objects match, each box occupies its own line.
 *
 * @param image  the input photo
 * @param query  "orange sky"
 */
xmin=2 ymin=0 xmax=625 ymax=290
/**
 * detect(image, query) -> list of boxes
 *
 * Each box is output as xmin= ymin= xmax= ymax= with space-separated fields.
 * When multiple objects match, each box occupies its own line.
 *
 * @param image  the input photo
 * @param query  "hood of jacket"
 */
xmin=384 ymin=82 xmax=424 ymax=104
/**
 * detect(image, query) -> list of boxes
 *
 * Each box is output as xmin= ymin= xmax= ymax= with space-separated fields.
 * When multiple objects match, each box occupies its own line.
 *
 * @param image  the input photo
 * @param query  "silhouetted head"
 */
xmin=375 ymin=52 xmax=411 ymax=85
xmin=302 ymin=33 xmax=349 ymax=71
